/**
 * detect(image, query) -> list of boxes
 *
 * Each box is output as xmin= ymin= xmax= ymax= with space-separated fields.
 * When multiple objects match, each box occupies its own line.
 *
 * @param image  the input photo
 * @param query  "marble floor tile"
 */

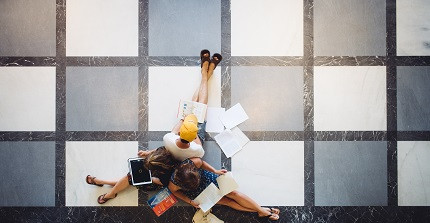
xmin=0 ymin=142 xmax=55 ymax=206
xmin=314 ymin=66 xmax=387 ymax=131
xmin=66 ymin=141 xmax=138 ymax=206
xmin=397 ymin=66 xmax=430 ymax=131
xmin=231 ymin=0 xmax=303 ymax=56
xmin=0 ymin=67 xmax=56 ymax=131
xmin=0 ymin=0 xmax=55 ymax=56
xmin=148 ymin=0 xmax=221 ymax=56
xmin=314 ymin=0 xmax=386 ymax=56
xmin=66 ymin=67 xmax=138 ymax=131
xmin=232 ymin=141 xmax=304 ymax=206
xmin=231 ymin=66 xmax=303 ymax=131
xmin=398 ymin=141 xmax=430 ymax=206
xmin=315 ymin=141 xmax=387 ymax=206
xmin=149 ymin=141 xmax=221 ymax=170
xmin=148 ymin=67 xmax=221 ymax=131
xmin=66 ymin=0 xmax=138 ymax=56
xmin=397 ymin=0 xmax=430 ymax=56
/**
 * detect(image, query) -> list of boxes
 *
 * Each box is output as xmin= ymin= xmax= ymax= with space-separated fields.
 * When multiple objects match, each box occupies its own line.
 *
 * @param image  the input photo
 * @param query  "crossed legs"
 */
xmin=191 ymin=53 xmax=216 ymax=105
xmin=88 ymin=175 xmax=130 ymax=202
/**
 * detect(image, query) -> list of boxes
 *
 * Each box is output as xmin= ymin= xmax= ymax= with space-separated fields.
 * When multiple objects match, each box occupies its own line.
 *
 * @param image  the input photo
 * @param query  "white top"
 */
xmin=163 ymin=133 xmax=205 ymax=161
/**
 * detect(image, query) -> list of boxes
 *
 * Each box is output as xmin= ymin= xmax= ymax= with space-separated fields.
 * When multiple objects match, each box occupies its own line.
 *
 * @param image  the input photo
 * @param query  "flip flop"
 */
xmin=86 ymin=175 xmax=103 ymax=187
xmin=270 ymin=207 xmax=280 ymax=215
xmin=97 ymin=193 xmax=117 ymax=204
xmin=259 ymin=213 xmax=279 ymax=221
xmin=200 ymin=49 xmax=210 ymax=68
xmin=210 ymin=53 xmax=222 ymax=70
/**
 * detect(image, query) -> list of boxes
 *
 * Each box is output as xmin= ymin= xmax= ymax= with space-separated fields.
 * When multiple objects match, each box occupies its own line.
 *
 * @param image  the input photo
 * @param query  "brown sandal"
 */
xmin=210 ymin=53 xmax=222 ymax=70
xmin=200 ymin=49 xmax=210 ymax=68
xmin=86 ymin=175 xmax=103 ymax=187
xmin=97 ymin=193 xmax=117 ymax=204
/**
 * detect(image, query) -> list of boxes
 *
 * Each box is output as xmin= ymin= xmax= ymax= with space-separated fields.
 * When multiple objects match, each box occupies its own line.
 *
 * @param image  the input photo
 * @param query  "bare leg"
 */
xmin=217 ymin=197 xmax=255 ymax=212
xmin=224 ymin=191 xmax=272 ymax=217
xmin=192 ymin=55 xmax=213 ymax=104
xmin=92 ymin=177 xmax=117 ymax=187
xmin=104 ymin=175 xmax=130 ymax=199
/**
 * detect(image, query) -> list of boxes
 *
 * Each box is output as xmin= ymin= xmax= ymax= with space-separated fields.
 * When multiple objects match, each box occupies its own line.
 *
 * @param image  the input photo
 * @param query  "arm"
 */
xmin=137 ymin=149 xmax=155 ymax=158
xmin=151 ymin=177 xmax=163 ymax=186
xmin=168 ymin=181 xmax=199 ymax=208
xmin=171 ymin=119 xmax=184 ymax=134
xmin=192 ymin=136 xmax=202 ymax=145
xmin=190 ymin=157 xmax=227 ymax=175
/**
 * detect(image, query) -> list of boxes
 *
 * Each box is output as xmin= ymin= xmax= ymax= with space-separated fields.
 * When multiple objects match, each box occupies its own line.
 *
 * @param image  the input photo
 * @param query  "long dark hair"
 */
xmin=143 ymin=146 xmax=178 ymax=177
xmin=173 ymin=162 xmax=200 ymax=191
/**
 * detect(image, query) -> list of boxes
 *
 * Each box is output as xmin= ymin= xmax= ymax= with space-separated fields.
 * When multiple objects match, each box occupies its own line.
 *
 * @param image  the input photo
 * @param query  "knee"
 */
xmin=218 ymin=197 xmax=233 ymax=206
xmin=226 ymin=190 xmax=240 ymax=198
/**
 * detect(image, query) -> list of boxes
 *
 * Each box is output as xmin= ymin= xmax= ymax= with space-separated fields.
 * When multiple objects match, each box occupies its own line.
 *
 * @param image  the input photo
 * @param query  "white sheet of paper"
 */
xmin=216 ymin=172 xmax=239 ymax=195
xmin=206 ymin=107 xmax=225 ymax=133
xmin=194 ymin=183 xmax=223 ymax=212
xmin=219 ymin=103 xmax=249 ymax=129
xmin=231 ymin=127 xmax=250 ymax=147
xmin=214 ymin=129 xmax=242 ymax=158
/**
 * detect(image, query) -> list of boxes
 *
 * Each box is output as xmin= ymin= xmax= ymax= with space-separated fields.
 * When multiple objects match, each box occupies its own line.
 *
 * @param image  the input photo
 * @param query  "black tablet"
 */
xmin=128 ymin=158 xmax=152 ymax=186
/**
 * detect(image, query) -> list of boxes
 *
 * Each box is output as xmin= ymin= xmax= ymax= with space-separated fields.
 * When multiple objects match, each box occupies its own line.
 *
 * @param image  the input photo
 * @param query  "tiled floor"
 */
xmin=1 ymin=0 xmax=430 ymax=222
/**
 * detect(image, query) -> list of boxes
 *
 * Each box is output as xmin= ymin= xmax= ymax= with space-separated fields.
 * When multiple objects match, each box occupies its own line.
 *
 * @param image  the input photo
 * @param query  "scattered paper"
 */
xmin=219 ymin=103 xmax=249 ymax=129
xmin=206 ymin=107 xmax=225 ymax=133
xmin=214 ymin=129 xmax=242 ymax=158
xmin=231 ymin=127 xmax=250 ymax=147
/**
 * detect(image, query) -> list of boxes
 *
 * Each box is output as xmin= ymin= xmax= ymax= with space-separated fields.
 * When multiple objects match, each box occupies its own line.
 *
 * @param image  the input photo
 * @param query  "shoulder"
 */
xmin=189 ymin=157 xmax=202 ymax=168
xmin=163 ymin=132 xmax=178 ymax=141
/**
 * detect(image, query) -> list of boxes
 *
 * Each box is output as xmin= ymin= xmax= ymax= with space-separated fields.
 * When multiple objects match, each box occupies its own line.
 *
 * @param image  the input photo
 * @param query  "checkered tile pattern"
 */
xmin=1 ymin=0 xmax=430 ymax=221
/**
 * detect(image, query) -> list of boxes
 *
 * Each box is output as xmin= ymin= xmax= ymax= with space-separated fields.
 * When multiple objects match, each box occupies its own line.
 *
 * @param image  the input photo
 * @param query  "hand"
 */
xmin=215 ymin=169 xmax=227 ymax=175
xmin=137 ymin=150 xmax=149 ymax=158
xmin=190 ymin=200 xmax=200 ymax=208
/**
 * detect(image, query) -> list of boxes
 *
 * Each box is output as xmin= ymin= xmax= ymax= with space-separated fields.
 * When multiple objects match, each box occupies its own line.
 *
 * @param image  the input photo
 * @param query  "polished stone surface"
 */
xmin=0 ymin=67 xmax=56 ymax=131
xmin=397 ymin=66 xmax=430 ymax=131
xmin=314 ymin=0 xmax=386 ymax=56
xmin=0 ymin=142 xmax=55 ymax=206
xmin=0 ymin=0 xmax=56 ymax=56
xmin=314 ymin=66 xmax=387 ymax=131
xmin=66 ymin=0 xmax=138 ymax=56
xmin=148 ymin=0 xmax=221 ymax=56
xmin=397 ymin=0 xmax=430 ymax=56
xmin=231 ymin=0 xmax=303 ymax=56
xmin=231 ymin=66 xmax=304 ymax=131
xmin=65 ymin=141 xmax=138 ymax=206
xmin=315 ymin=141 xmax=387 ymax=206
xmin=232 ymin=141 xmax=304 ymax=206
xmin=398 ymin=141 xmax=430 ymax=206
xmin=66 ymin=67 xmax=138 ymax=131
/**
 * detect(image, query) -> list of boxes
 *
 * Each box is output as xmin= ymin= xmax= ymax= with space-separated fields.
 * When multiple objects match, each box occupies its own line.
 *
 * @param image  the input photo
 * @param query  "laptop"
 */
xmin=128 ymin=157 xmax=152 ymax=186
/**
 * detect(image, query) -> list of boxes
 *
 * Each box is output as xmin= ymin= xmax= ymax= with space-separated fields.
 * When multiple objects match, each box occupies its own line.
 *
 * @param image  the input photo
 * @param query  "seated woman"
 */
xmin=86 ymin=146 xmax=179 ymax=204
xmin=168 ymin=158 xmax=280 ymax=221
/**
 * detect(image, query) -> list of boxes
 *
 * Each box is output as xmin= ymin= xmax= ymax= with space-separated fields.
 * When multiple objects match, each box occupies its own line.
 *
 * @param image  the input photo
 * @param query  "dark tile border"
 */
xmin=231 ymin=56 xmax=303 ymax=66
xmin=0 ymin=132 xmax=56 ymax=141
xmin=314 ymin=131 xmax=387 ymax=141
xmin=66 ymin=57 xmax=139 ymax=66
xmin=386 ymin=0 xmax=397 ymax=206
xmin=0 ymin=57 xmax=56 ymax=66
xmin=395 ymin=56 xmax=430 ymax=66
xmin=304 ymin=0 xmax=315 ymax=206
xmin=314 ymin=56 xmax=386 ymax=66
xmin=397 ymin=131 xmax=430 ymax=141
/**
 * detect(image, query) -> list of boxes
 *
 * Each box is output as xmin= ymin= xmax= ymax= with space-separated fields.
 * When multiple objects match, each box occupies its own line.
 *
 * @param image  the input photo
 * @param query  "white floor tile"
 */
xmin=232 ymin=141 xmax=304 ymax=206
xmin=148 ymin=67 xmax=221 ymax=131
xmin=66 ymin=0 xmax=138 ymax=56
xmin=397 ymin=0 xmax=430 ymax=56
xmin=398 ymin=141 xmax=430 ymax=206
xmin=314 ymin=66 xmax=387 ymax=131
xmin=66 ymin=141 xmax=138 ymax=206
xmin=231 ymin=0 xmax=303 ymax=56
xmin=0 ymin=67 xmax=56 ymax=131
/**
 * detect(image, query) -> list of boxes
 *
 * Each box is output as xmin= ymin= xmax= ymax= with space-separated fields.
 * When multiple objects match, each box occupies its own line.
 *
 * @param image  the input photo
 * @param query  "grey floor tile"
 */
xmin=0 ymin=142 xmax=55 ymax=206
xmin=231 ymin=66 xmax=304 ymax=131
xmin=0 ymin=0 xmax=55 ymax=56
xmin=66 ymin=67 xmax=138 ymax=131
xmin=315 ymin=141 xmax=387 ymax=206
xmin=314 ymin=0 xmax=386 ymax=56
xmin=148 ymin=0 xmax=221 ymax=56
xmin=397 ymin=66 xmax=430 ymax=131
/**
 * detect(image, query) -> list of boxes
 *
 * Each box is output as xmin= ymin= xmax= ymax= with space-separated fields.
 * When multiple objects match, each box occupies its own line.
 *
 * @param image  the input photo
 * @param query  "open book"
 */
xmin=194 ymin=172 xmax=239 ymax=212
xmin=177 ymin=99 xmax=208 ymax=123
xmin=214 ymin=127 xmax=250 ymax=158
xmin=148 ymin=188 xmax=178 ymax=216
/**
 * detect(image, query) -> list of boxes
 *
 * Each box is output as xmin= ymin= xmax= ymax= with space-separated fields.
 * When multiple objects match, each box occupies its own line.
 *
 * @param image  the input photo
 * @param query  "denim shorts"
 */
xmin=197 ymin=121 xmax=207 ymax=145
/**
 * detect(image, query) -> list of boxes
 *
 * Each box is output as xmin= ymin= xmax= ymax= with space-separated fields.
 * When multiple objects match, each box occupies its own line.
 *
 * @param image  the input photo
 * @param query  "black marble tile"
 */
xmin=64 ymin=132 xmax=140 ymax=141
xmin=243 ymin=131 xmax=304 ymax=141
xmin=313 ymin=56 xmax=386 ymax=66
xmin=146 ymin=56 xmax=200 ymax=66
xmin=314 ymin=131 xmax=387 ymax=141
xmin=0 ymin=132 xmax=56 ymax=141
xmin=66 ymin=57 xmax=139 ymax=66
xmin=231 ymin=56 xmax=303 ymax=66
xmin=0 ymin=57 xmax=56 ymax=66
